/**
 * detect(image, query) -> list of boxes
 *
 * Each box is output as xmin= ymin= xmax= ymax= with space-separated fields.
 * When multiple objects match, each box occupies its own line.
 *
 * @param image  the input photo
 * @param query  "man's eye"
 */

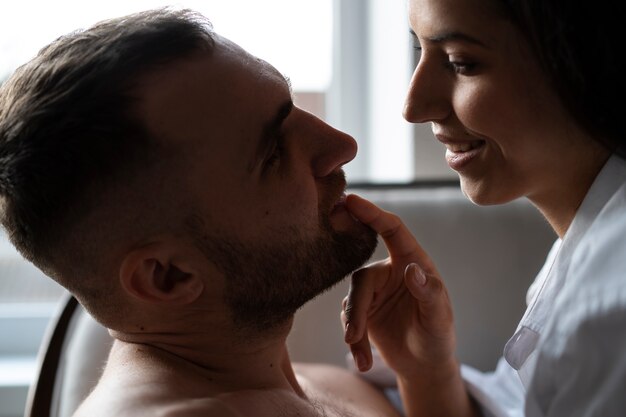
xmin=264 ymin=135 xmax=284 ymax=168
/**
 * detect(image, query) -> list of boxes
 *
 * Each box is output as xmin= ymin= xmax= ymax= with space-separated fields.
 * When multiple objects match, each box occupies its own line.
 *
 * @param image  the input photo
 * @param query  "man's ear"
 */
xmin=119 ymin=241 xmax=204 ymax=305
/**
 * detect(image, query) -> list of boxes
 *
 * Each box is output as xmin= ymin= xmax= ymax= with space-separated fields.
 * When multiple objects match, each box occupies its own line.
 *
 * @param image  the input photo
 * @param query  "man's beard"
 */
xmin=194 ymin=201 xmax=377 ymax=334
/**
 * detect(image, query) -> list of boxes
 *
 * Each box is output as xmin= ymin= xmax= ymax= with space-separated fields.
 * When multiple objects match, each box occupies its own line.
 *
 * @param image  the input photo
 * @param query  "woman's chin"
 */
xmin=459 ymin=177 xmax=521 ymax=206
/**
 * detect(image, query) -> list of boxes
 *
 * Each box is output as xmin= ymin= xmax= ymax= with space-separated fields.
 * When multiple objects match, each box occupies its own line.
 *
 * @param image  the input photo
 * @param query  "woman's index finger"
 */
xmin=345 ymin=194 xmax=429 ymax=262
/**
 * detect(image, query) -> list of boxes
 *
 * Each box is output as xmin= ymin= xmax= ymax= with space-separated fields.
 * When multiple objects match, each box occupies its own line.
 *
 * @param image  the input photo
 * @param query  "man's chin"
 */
xmin=223 ymin=221 xmax=378 ymax=335
xmin=287 ymin=224 xmax=378 ymax=312
xmin=333 ymin=223 xmax=379 ymax=274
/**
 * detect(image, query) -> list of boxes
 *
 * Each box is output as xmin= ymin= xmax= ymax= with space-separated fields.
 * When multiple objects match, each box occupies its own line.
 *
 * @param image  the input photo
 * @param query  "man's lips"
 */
xmin=319 ymin=170 xmax=348 ymax=215
xmin=331 ymin=192 xmax=348 ymax=214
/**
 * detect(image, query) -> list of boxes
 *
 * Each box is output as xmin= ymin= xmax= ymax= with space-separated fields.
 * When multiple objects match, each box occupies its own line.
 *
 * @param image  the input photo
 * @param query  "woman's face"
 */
xmin=405 ymin=0 xmax=600 ymax=206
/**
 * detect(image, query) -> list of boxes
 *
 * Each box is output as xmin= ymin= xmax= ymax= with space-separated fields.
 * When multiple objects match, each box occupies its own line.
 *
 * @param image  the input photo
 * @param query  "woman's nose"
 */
xmin=403 ymin=60 xmax=450 ymax=124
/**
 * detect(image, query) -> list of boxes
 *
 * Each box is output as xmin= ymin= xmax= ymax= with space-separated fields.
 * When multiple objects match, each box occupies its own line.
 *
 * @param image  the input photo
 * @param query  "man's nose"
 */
xmin=403 ymin=59 xmax=450 ymax=124
xmin=305 ymin=113 xmax=358 ymax=178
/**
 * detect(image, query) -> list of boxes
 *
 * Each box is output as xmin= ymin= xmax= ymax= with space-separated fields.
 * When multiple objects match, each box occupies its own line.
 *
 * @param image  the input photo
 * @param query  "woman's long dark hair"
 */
xmin=499 ymin=1 xmax=625 ymax=158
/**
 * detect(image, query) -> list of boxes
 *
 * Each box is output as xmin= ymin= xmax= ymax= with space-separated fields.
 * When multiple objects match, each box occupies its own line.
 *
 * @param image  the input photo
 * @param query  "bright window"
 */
xmin=0 ymin=0 xmax=333 ymax=91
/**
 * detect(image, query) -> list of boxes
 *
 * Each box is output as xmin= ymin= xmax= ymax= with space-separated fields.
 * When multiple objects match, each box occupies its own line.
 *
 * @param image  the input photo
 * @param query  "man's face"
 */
xmin=138 ymin=36 xmax=377 ymax=331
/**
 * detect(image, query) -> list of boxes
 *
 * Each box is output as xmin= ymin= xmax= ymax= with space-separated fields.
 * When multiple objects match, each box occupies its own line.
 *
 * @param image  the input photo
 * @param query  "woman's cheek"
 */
xmin=453 ymin=80 xmax=516 ymax=139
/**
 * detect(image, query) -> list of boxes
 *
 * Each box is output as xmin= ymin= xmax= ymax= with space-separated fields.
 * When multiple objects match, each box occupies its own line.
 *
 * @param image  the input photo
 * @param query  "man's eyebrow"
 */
xmin=410 ymin=28 xmax=490 ymax=49
xmin=284 ymin=75 xmax=294 ymax=97
xmin=248 ymin=99 xmax=294 ymax=172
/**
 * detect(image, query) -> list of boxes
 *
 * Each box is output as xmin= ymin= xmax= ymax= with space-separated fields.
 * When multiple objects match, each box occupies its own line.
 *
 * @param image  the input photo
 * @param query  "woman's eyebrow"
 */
xmin=410 ymin=28 xmax=490 ymax=49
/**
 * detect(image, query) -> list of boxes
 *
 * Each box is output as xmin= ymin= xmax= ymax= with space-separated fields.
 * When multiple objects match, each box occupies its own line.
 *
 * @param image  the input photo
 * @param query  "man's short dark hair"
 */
xmin=0 ymin=9 xmax=214 ymax=303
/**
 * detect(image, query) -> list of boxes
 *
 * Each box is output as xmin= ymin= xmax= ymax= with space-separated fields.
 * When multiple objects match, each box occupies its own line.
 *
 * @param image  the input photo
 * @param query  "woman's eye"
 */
xmin=413 ymin=45 xmax=423 ymax=64
xmin=447 ymin=58 xmax=478 ymax=75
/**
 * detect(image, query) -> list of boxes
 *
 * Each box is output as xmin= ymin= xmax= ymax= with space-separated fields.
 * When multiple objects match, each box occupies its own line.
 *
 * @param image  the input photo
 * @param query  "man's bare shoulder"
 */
xmin=294 ymin=362 xmax=401 ymax=417
xmin=294 ymin=362 xmax=380 ymax=393
xmin=160 ymin=398 xmax=243 ymax=417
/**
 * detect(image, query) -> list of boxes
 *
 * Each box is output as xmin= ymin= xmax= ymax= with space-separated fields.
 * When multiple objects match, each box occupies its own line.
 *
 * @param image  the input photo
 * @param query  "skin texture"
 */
xmin=74 ymin=35 xmax=393 ymax=417
xmin=342 ymin=0 xmax=611 ymax=416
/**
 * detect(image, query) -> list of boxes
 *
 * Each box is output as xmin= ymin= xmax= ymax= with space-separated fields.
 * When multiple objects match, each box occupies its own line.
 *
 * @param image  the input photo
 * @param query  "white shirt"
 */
xmin=463 ymin=153 xmax=626 ymax=416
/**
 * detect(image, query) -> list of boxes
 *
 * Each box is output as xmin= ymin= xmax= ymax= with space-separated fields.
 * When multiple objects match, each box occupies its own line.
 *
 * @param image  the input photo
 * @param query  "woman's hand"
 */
xmin=341 ymin=194 xmax=457 ymax=380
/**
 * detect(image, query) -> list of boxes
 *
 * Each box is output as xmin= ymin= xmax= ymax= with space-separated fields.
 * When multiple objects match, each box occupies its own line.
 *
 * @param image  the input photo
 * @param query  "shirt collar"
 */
xmin=505 ymin=153 xmax=626 ymax=370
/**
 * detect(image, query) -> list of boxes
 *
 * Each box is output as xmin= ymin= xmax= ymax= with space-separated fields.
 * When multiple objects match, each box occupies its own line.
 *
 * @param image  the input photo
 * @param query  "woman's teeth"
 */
xmin=445 ymin=141 xmax=482 ymax=153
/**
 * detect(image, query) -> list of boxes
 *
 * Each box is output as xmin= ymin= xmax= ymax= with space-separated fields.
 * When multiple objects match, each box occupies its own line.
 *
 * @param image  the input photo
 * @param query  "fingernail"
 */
xmin=408 ymin=263 xmax=427 ymax=286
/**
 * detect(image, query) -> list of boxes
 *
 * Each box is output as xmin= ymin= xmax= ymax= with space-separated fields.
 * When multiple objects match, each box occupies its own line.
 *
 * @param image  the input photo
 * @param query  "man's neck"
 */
xmin=109 ymin=317 xmax=305 ymax=397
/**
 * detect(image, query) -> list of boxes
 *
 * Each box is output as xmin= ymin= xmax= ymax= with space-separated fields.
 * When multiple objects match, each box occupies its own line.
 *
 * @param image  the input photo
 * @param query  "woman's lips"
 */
xmin=436 ymin=135 xmax=486 ymax=171
xmin=444 ymin=140 xmax=483 ymax=153
xmin=445 ymin=145 xmax=484 ymax=171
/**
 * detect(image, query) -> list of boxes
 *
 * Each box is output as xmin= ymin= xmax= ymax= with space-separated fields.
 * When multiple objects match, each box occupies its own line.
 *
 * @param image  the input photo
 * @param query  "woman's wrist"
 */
xmin=395 ymin=356 xmax=461 ymax=387
xmin=396 ymin=359 xmax=480 ymax=417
